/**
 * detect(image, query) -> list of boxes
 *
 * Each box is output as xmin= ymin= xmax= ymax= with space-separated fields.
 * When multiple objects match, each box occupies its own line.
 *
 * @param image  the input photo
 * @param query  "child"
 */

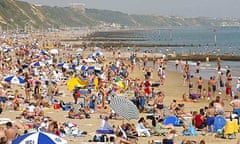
xmin=202 ymin=88 xmax=207 ymax=99
xmin=207 ymin=87 xmax=212 ymax=101
xmin=151 ymin=87 xmax=156 ymax=99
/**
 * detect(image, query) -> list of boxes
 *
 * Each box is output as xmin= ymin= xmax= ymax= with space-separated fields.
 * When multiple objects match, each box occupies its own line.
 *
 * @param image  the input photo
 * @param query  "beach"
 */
xmin=0 ymin=30 xmax=239 ymax=144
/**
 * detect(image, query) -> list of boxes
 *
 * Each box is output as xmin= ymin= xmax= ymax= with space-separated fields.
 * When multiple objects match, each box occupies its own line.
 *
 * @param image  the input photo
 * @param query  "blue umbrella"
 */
xmin=4 ymin=75 xmax=25 ymax=84
xmin=57 ymin=63 xmax=69 ymax=69
xmin=95 ymin=51 xmax=103 ymax=56
xmin=13 ymin=131 xmax=67 ymax=144
xmin=40 ymin=50 xmax=48 ymax=55
xmin=88 ymin=54 xmax=94 ymax=58
xmin=31 ymin=61 xmax=45 ymax=67
xmin=87 ymin=66 xmax=95 ymax=70
xmin=77 ymin=65 xmax=88 ymax=71
xmin=4 ymin=48 xmax=11 ymax=53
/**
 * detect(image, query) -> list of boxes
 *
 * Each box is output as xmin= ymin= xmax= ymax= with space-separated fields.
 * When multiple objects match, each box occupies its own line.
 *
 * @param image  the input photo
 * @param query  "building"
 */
xmin=70 ymin=3 xmax=85 ymax=13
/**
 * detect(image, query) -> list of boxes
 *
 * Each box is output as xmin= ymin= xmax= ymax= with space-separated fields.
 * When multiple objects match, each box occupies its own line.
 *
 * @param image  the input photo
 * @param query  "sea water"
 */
xmin=124 ymin=28 xmax=240 ymax=93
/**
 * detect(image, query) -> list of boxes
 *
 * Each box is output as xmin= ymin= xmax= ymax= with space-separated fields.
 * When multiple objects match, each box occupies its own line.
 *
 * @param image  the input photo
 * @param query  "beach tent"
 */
xmin=67 ymin=77 xmax=88 ymax=91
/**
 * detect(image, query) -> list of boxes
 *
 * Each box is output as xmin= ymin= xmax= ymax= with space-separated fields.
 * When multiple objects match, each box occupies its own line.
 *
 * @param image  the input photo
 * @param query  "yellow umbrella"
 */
xmin=93 ymin=77 xmax=99 ymax=90
xmin=116 ymin=81 xmax=125 ymax=89
xmin=67 ymin=77 xmax=88 ymax=91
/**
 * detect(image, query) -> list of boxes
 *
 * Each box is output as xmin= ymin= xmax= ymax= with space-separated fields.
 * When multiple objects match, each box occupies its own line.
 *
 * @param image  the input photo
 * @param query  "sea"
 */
xmin=118 ymin=27 xmax=240 ymax=92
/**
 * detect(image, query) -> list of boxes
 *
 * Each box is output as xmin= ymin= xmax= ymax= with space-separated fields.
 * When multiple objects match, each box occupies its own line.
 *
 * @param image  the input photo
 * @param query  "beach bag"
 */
xmin=85 ymin=113 xmax=91 ymax=119
xmin=100 ymin=134 xmax=109 ymax=142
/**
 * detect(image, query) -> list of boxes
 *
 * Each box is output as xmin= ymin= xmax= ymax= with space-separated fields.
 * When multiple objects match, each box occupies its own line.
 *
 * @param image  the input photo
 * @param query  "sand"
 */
xmin=0 ymin=33 xmax=239 ymax=144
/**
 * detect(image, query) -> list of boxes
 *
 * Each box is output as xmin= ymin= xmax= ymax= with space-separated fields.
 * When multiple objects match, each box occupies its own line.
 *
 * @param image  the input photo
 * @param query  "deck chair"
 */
xmin=119 ymin=126 xmax=137 ymax=140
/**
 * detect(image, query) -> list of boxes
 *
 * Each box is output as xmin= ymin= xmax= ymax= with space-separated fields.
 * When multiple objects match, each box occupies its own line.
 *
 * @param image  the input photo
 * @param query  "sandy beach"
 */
xmin=0 ymin=31 xmax=239 ymax=144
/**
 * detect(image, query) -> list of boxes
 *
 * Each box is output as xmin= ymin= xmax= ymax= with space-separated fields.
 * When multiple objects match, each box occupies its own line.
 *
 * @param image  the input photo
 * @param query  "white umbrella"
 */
xmin=30 ymin=61 xmax=45 ymax=67
xmin=49 ymin=49 xmax=59 ymax=54
xmin=110 ymin=96 xmax=139 ymax=120
xmin=4 ymin=75 xmax=25 ymax=84
xmin=13 ymin=131 xmax=67 ymax=144
xmin=76 ymin=48 xmax=83 ymax=52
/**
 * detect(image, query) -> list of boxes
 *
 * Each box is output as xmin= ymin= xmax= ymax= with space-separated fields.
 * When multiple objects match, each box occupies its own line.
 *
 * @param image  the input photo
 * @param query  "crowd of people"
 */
xmin=0 ymin=31 xmax=239 ymax=144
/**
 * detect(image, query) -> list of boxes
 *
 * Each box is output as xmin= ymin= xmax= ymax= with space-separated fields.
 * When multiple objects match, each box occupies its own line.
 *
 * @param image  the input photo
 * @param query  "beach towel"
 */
xmin=163 ymin=116 xmax=182 ymax=126
xmin=224 ymin=119 xmax=238 ymax=138
xmin=182 ymin=124 xmax=198 ymax=136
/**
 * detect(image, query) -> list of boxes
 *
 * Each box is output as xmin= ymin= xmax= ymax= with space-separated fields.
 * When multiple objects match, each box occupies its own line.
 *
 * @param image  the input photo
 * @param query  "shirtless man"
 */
xmin=4 ymin=122 xmax=18 ymax=143
xmin=153 ymin=91 xmax=165 ymax=117
xmin=114 ymin=131 xmax=133 ymax=144
xmin=230 ymin=95 xmax=240 ymax=117
xmin=206 ymin=103 xmax=216 ymax=133
xmin=197 ymin=77 xmax=203 ymax=97
xmin=0 ymin=127 xmax=6 ymax=143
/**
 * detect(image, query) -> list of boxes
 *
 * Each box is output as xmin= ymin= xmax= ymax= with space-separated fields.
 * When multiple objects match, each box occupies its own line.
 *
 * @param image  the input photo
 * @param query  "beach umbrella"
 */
xmin=110 ymin=96 xmax=139 ymax=120
xmin=49 ymin=49 xmax=59 ymax=54
xmin=4 ymin=75 xmax=25 ymax=84
xmin=95 ymin=51 xmax=103 ymax=56
xmin=3 ymin=48 xmax=11 ymax=53
xmin=40 ymin=50 xmax=48 ymax=55
xmin=76 ymin=65 xmax=88 ymax=71
xmin=57 ymin=63 xmax=69 ymax=69
xmin=12 ymin=131 xmax=67 ymax=144
xmin=30 ymin=61 xmax=45 ymax=67
xmin=67 ymin=77 xmax=88 ymax=91
xmin=94 ymin=46 xmax=101 ymax=51
xmin=76 ymin=48 xmax=83 ymax=52
xmin=87 ymin=66 xmax=95 ymax=70
xmin=88 ymin=54 xmax=94 ymax=58
xmin=82 ymin=58 xmax=96 ymax=63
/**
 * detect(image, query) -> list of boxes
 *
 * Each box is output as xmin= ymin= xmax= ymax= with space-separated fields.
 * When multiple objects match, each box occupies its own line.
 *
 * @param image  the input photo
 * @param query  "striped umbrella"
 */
xmin=13 ymin=131 xmax=67 ymax=144
xmin=57 ymin=63 xmax=69 ymax=69
xmin=30 ymin=61 xmax=45 ymax=67
xmin=4 ymin=75 xmax=25 ymax=84
xmin=76 ymin=65 xmax=88 ymax=71
xmin=110 ymin=96 xmax=139 ymax=120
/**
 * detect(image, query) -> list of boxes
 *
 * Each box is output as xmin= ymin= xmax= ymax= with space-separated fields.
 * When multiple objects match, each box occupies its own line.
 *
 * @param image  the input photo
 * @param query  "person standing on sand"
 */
xmin=175 ymin=59 xmax=179 ymax=71
xmin=225 ymin=78 xmax=232 ymax=98
xmin=197 ymin=77 xmax=203 ymax=97
xmin=230 ymin=95 xmax=240 ymax=117
xmin=206 ymin=103 xmax=216 ymax=133
xmin=236 ymin=77 xmax=240 ymax=92
xmin=153 ymin=91 xmax=165 ymax=117
xmin=211 ymin=76 xmax=217 ymax=97
xmin=218 ymin=72 xmax=224 ymax=93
